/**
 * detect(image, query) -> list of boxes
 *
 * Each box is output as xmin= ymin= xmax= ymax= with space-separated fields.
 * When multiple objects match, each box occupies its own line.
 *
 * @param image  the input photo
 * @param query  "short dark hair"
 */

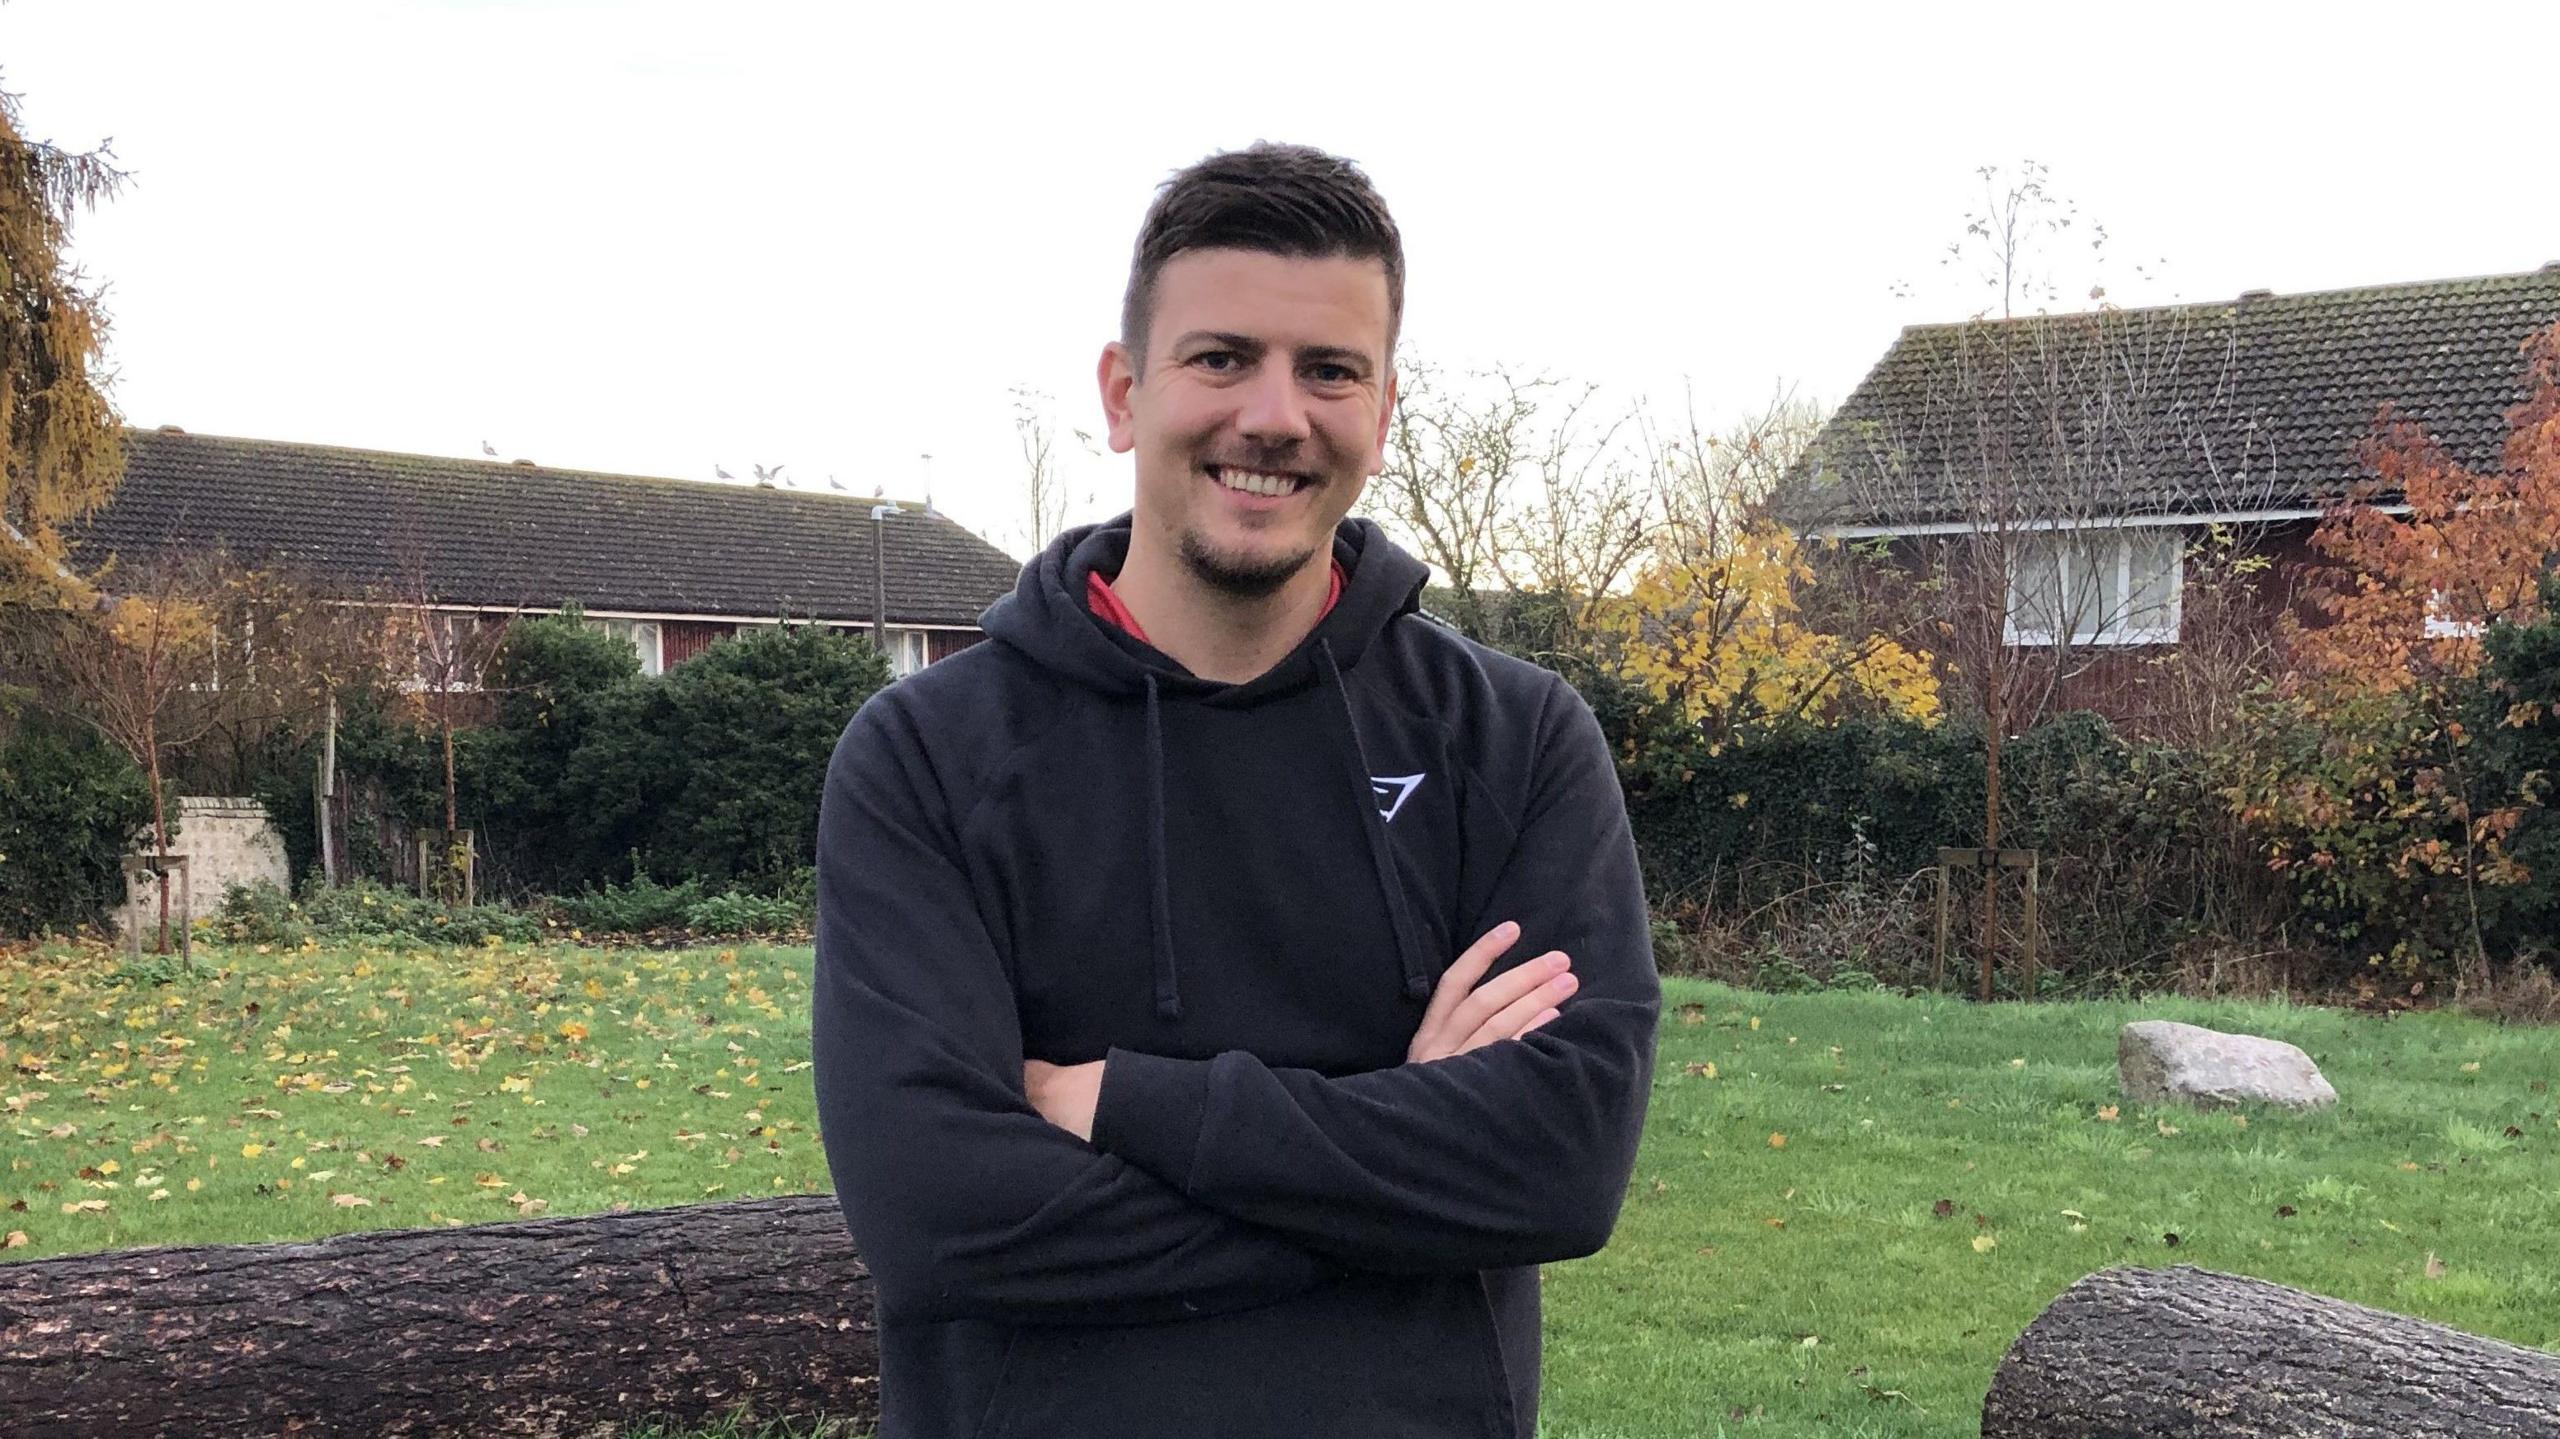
xmin=1120 ymin=142 xmax=1404 ymax=371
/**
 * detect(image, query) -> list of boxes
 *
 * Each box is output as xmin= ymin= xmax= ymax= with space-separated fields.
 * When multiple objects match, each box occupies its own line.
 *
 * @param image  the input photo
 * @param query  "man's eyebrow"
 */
xmin=1295 ymin=344 xmax=1376 ymax=376
xmin=1167 ymin=332 xmax=1377 ymax=375
xmin=1169 ymin=331 xmax=1267 ymax=356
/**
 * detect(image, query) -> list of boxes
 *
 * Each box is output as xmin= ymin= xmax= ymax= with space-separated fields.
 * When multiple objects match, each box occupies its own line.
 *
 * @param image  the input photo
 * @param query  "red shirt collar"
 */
xmin=1087 ymin=559 xmax=1346 ymax=648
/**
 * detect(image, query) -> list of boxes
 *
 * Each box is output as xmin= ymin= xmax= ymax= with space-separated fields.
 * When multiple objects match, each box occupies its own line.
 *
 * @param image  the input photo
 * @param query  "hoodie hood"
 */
xmin=978 ymin=514 xmax=1437 ymax=1020
xmin=980 ymin=513 xmax=1429 ymax=704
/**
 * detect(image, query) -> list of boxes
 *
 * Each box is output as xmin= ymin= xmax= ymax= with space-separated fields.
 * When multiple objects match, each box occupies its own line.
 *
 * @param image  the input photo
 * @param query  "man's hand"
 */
xmin=1405 ymin=920 xmax=1575 ymax=1064
xmin=1023 ymin=1058 xmax=1105 ymax=1141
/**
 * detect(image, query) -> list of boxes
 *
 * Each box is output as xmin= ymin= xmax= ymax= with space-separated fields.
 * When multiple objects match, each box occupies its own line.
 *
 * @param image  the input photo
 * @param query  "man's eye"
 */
xmin=1193 ymin=351 xmax=1241 ymax=372
xmin=1307 ymin=364 xmax=1357 ymax=385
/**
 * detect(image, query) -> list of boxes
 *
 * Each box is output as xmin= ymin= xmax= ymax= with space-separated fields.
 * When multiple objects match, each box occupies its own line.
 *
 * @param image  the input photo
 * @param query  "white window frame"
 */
xmin=2005 ymin=529 xmax=2184 ymax=647
xmin=885 ymin=627 xmax=928 ymax=678
xmin=583 ymin=616 xmax=664 ymax=677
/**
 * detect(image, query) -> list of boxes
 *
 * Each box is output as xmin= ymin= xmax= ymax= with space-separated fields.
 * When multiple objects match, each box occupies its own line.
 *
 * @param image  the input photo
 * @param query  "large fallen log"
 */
xmin=0 ymin=1194 xmax=878 ymax=1438
xmin=1983 ymin=1264 xmax=2560 ymax=1438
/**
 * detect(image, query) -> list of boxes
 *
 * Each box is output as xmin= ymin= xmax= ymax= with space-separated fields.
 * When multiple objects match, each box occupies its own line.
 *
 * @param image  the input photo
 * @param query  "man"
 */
xmin=812 ymin=142 xmax=1659 ymax=1439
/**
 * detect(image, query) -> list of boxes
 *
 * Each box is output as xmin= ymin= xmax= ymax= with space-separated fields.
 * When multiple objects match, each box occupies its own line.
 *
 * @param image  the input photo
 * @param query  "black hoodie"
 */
xmin=811 ymin=515 xmax=1659 ymax=1439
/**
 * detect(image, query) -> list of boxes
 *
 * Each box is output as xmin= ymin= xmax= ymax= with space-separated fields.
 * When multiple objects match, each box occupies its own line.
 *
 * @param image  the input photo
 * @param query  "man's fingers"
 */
xmin=1459 ymin=969 xmax=1577 ymax=1054
xmin=1418 ymin=921 xmax=1518 ymax=1034
xmin=1447 ymin=951 xmax=1569 ymax=1040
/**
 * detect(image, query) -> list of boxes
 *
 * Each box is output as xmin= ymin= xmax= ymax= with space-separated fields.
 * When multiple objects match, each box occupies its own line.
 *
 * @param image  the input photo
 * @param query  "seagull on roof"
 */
xmin=872 ymin=484 xmax=884 ymax=498
xmin=752 ymin=462 xmax=786 ymax=488
xmin=826 ymin=475 xmax=848 ymax=492
xmin=482 ymin=440 xmax=499 ymax=457
xmin=715 ymin=464 xmax=735 ymax=480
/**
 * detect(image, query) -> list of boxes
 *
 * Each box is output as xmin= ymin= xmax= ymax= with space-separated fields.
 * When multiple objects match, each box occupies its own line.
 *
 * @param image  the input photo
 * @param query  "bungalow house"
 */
xmin=1780 ymin=264 xmax=2560 ymax=726
xmin=74 ymin=428 xmax=1027 ymax=678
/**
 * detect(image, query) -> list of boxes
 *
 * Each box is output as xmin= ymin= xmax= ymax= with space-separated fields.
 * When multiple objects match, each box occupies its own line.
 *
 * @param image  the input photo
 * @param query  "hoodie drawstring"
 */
xmin=1317 ymin=639 xmax=1436 ymax=1004
xmin=1144 ymin=673 xmax=1183 ymax=1021
xmin=1137 ymin=642 xmax=1437 ymax=1023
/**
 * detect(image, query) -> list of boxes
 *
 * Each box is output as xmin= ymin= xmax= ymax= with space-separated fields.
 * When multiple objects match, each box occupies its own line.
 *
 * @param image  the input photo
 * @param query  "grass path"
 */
xmin=7 ymin=942 xmax=2557 ymax=1437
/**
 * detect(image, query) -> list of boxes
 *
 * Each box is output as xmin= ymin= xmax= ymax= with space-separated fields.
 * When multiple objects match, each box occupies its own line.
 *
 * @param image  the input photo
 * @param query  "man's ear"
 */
xmin=1098 ymin=342 xmax=1140 ymax=455
xmin=1369 ymin=366 xmax=1399 ymax=474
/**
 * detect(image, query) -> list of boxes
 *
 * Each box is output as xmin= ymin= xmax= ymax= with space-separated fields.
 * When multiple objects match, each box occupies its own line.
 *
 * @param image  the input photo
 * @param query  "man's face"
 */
xmin=1099 ymin=248 xmax=1396 ymax=598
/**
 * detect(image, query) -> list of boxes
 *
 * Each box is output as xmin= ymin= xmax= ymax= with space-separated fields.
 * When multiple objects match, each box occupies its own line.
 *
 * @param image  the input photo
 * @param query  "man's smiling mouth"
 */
xmin=1205 ymin=464 xmax=1313 ymax=498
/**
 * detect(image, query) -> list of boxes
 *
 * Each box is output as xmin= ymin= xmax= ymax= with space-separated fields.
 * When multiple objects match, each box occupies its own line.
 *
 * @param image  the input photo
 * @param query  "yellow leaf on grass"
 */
xmin=332 ymin=1193 xmax=372 ymax=1208
xmin=2095 ymin=1106 xmax=2120 ymax=1123
xmin=241 ymin=1143 xmax=266 ymax=1159
xmin=4 ymin=1230 xmax=27 ymax=1248
xmin=1972 ymin=1234 xmax=1997 ymax=1253
xmin=1768 ymin=1133 xmax=1788 ymax=1150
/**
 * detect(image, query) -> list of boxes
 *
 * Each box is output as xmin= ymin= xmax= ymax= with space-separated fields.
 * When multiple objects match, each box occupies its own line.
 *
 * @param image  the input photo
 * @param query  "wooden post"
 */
xmin=316 ymin=692 xmax=338 ymax=888
xmin=1932 ymin=849 xmax=1957 ymax=992
xmin=2021 ymin=852 xmax=2041 ymax=999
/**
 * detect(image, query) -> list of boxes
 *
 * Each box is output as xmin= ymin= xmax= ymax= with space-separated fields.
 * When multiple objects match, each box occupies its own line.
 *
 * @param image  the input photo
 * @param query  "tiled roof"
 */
xmin=73 ymin=429 xmax=1025 ymax=626
xmin=1784 ymin=266 xmax=2560 ymax=530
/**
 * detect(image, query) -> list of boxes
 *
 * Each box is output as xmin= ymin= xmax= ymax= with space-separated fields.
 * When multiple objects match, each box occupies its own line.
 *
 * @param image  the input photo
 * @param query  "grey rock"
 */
xmin=2118 ymin=1020 xmax=2339 ymax=1111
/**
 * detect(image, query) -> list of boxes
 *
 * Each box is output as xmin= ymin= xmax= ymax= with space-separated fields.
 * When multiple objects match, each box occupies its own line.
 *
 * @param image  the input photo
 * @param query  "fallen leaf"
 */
xmin=1768 ymin=1133 xmax=1788 ymax=1150
xmin=331 ymin=1193 xmax=372 ymax=1208
xmin=2 ymin=1230 xmax=25 ymax=1249
xmin=1971 ymin=1234 xmax=1996 ymax=1253
xmin=2095 ymin=1106 xmax=2120 ymax=1123
xmin=2425 ymin=1252 xmax=2448 ymax=1279
xmin=1932 ymin=1199 xmax=1956 ymax=1219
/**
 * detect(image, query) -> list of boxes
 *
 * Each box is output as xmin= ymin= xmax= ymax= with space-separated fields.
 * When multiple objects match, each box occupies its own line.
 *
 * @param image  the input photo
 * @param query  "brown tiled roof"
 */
xmin=1784 ymin=266 xmax=2560 ymax=531
xmin=74 ymin=429 xmax=1024 ymax=626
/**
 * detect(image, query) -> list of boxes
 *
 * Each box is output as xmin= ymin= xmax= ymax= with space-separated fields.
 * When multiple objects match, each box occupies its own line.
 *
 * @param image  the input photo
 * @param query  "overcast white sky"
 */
xmin=8 ymin=0 xmax=2559 ymax=558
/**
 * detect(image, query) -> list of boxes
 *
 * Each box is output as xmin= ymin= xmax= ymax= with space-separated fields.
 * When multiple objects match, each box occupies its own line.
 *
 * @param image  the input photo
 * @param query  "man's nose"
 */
xmin=1234 ymin=364 xmax=1312 ymax=445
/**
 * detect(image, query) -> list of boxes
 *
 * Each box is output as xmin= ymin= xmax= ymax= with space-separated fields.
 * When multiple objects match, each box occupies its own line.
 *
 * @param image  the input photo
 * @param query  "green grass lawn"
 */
xmin=7 ymin=941 xmax=2558 ymax=1438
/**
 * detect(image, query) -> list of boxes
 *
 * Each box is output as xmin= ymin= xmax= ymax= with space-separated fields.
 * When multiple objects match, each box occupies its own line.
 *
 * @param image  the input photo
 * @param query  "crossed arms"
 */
xmin=809 ymin=683 xmax=1660 ymax=1327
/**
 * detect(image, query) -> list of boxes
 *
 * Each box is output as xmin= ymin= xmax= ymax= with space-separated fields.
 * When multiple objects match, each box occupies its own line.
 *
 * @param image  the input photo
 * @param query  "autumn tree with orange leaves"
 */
xmin=2236 ymin=325 xmax=2560 ymax=991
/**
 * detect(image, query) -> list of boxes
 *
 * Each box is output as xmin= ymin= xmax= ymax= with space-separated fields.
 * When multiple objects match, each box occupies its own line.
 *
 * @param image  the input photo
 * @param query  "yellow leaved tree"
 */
xmin=1606 ymin=520 xmax=1938 ymax=737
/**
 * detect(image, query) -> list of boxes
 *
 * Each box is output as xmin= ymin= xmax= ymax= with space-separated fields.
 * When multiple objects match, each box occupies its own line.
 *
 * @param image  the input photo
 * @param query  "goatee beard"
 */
xmin=1177 ymin=530 xmax=1320 ymax=600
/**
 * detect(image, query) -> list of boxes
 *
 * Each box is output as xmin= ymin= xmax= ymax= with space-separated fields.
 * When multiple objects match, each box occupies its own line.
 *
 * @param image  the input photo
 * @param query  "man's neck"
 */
xmin=1110 ymin=537 xmax=1336 ymax=685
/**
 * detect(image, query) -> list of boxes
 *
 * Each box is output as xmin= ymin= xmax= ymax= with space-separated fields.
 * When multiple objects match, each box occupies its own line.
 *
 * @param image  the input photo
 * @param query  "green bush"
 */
xmin=547 ymin=870 xmax=706 ymax=935
xmin=0 ymin=696 xmax=153 ymax=937
xmin=561 ymin=624 xmax=891 ymax=889
xmin=682 ymin=888 xmax=811 ymax=937
xmin=216 ymin=877 xmax=539 ymax=948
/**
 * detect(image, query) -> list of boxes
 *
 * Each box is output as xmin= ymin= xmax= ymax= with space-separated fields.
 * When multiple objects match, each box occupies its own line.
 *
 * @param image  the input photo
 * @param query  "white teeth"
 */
xmin=1215 ymin=468 xmax=1300 ymax=498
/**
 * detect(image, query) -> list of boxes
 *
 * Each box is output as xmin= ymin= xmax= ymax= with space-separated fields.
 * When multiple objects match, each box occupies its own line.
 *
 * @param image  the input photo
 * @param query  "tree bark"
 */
xmin=0 ymin=1195 xmax=880 ymax=1438
xmin=1983 ymin=1265 xmax=2560 ymax=1438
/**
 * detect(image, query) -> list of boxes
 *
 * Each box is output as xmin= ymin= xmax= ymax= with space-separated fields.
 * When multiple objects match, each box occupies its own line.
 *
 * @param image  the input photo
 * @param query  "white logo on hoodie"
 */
xmin=1371 ymin=773 xmax=1425 ymax=822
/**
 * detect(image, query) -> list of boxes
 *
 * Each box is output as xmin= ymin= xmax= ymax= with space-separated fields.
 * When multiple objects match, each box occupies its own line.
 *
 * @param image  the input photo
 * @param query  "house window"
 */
xmin=883 ymin=628 xmax=928 ymax=679
xmin=412 ymin=611 xmax=512 ymax=691
xmin=2006 ymin=530 xmax=2183 ymax=646
xmin=585 ymin=616 xmax=664 ymax=677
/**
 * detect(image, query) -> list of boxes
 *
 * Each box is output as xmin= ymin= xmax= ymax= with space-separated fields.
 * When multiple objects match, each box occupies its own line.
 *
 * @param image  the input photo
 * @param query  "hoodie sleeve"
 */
xmin=811 ymin=695 xmax=1345 ymax=1326
xmin=1087 ymin=677 xmax=1661 ymax=1274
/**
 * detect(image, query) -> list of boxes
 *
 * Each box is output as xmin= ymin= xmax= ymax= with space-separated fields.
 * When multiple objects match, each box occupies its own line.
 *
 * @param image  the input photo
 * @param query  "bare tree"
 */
xmin=1808 ymin=163 xmax=2277 ymax=998
xmin=1364 ymin=360 xmax=1548 ymax=639
xmin=1493 ymin=384 xmax=1661 ymax=652
xmin=6 ymin=551 xmax=229 ymax=953
xmin=1011 ymin=385 xmax=1089 ymax=556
